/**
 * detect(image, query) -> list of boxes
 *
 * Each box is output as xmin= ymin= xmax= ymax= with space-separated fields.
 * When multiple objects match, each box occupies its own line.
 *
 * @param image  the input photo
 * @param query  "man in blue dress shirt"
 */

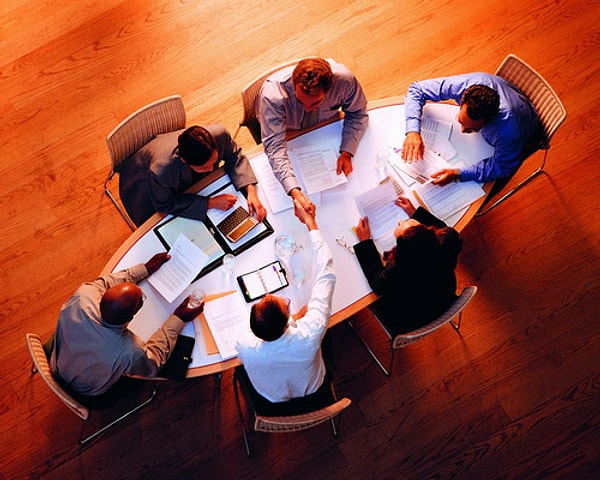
xmin=401 ymin=73 xmax=540 ymax=185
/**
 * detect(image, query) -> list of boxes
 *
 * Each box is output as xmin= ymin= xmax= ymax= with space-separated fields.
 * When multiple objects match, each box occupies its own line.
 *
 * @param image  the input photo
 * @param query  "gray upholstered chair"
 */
xmin=232 ymin=366 xmax=351 ymax=457
xmin=105 ymin=95 xmax=186 ymax=229
xmin=26 ymin=333 xmax=156 ymax=446
xmin=349 ymin=286 xmax=478 ymax=376
xmin=478 ymin=54 xmax=567 ymax=215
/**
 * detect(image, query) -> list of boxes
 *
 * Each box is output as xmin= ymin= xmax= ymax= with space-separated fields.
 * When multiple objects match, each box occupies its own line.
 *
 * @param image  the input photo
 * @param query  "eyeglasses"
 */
xmin=336 ymin=236 xmax=355 ymax=255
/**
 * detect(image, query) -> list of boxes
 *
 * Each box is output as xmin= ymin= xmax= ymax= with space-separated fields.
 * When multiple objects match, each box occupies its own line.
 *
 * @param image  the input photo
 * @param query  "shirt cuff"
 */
xmin=283 ymin=177 xmax=300 ymax=195
xmin=405 ymin=119 xmax=421 ymax=133
xmin=130 ymin=263 xmax=149 ymax=283
xmin=309 ymin=229 xmax=324 ymax=244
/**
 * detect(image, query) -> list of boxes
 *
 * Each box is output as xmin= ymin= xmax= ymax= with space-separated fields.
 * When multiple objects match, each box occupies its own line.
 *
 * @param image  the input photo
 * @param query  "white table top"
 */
xmin=105 ymin=100 xmax=494 ymax=375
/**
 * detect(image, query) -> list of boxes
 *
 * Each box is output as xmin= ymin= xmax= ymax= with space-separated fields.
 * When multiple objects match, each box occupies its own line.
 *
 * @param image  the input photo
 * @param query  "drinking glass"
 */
xmin=188 ymin=289 xmax=206 ymax=308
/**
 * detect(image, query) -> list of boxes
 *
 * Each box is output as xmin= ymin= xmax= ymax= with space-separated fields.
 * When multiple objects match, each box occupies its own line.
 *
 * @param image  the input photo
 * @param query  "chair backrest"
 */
xmin=392 ymin=286 xmax=478 ymax=349
xmin=495 ymin=54 xmax=567 ymax=148
xmin=239 ymin=58 xmax=309 ymax=143
xmin=106 ymin=95 xmax=186 ymax=172
xmin=26 ymin=333 xmax=90 ymax=421
xmin=254 ymin=397 xmax=352 ymax=433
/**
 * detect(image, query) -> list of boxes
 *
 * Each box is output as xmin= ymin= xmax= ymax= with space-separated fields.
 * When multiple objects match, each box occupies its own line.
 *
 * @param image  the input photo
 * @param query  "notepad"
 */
xmin=236 ymin=260 xmax=289 ymax=302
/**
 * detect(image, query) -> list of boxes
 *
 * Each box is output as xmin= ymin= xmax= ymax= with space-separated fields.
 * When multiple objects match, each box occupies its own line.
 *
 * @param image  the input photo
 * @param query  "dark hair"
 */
xmin=249 ymin=296 xmax=288 ymax=341
xmin=177 ymin=126 xmax=216 ymax=166
xmin=395 ymin=224 xmax=440 ymax=271
xmin=292 ymin=58 xmax=334 ymax=95
xmin=461 ymin=84 xmax=500 ymax=122
xmin=436 ymin=227 xmax=463 ymax=270
xmin=394 ymin=224 xmax=462 ymax=276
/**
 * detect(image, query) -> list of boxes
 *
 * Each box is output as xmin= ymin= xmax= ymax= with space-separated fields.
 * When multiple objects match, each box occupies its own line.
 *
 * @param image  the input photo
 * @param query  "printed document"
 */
xmin=203 ymin=292 xmax=253 ymax=360
xmin=414 ymin=181 xmax=485 ymax=221
xmin=148 ymin=234 xmax=209 ymax=303
xmin=288 ymin=142 xmax=347 ymax=195
xmin=389 ymin=149 xmax=449 ymax=186
xmin=355 ymin=181 xmax=409 ymax=252
xmin=250 ymin=153 xmax=294 ymax=214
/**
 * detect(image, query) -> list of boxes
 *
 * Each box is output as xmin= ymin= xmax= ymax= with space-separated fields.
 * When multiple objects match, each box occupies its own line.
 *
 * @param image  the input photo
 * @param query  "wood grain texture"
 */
xmin=1 ymin=0 xmax=599 ymax=479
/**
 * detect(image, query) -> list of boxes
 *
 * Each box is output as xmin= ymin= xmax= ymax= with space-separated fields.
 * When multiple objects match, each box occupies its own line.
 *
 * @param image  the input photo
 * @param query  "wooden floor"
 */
xmin=2 ymin=0 xmax=599 ymax=478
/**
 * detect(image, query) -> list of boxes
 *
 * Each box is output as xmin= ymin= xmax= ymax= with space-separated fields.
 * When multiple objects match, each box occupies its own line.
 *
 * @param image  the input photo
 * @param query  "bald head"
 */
xmin=100 ymin=282 xmax=144 ymax=325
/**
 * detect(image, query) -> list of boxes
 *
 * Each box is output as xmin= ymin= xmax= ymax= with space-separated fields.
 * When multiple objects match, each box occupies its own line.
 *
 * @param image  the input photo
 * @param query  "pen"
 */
xmin=412 ymin=189 xmax=426 ymax=208
xmin=273 ymin=264 xmax=284 ymax=284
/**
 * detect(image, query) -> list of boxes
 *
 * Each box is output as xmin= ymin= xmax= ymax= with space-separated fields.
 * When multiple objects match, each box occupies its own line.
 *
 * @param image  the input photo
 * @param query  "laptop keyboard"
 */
xmin=217 ymin=206 xmax=259 ymax=242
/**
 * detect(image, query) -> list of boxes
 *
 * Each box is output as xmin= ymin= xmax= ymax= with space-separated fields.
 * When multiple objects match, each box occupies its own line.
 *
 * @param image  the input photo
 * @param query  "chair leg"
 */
xmin=104 ymin=172 xmax=136 ymax=231
xmin=232 ymin=372 xmax=252 ymax=457
xmin=328 ymin=382 xmax=343 ymax=437
xmin=79 ymin=388 xmax=157 ymax=446
xmin=477 ymin=151 xmax=547 ymax=216
xmin=347 ymin=320 xmax=393 ymax=377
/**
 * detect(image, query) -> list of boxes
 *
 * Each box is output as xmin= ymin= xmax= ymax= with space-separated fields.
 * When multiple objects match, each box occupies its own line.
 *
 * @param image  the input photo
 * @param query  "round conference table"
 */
xmin=103 ymin=98 xmax=494 ymax=377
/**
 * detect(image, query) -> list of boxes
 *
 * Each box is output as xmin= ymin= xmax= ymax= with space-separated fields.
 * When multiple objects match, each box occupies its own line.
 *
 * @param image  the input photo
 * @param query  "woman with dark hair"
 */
xmin=353 ymin=196 xmax=462 ymax=333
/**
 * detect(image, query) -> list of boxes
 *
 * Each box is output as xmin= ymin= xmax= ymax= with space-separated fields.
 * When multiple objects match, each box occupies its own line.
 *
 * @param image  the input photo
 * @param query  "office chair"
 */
xmin=105 ymin=95 xmax=186 ymax=230
xmin=348 ymin=286 xmax=478 ymax=376
xmin=232 ymin=58 xmax=307 ymax=144
xmin=26 ymin=333 xmax=156 ymax=446
xmin=232 ymin=366 xmax=351 ymax=457
xmin=477 ymin=54 xmax=567 ymax=215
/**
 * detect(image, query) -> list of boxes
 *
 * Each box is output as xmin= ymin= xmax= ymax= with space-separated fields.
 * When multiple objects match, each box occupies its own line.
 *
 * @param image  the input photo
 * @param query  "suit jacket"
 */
xmin=119 ymin=124 xmax=257 ymax=226
xmin=353 ymin=207 xmax=459 ymax=334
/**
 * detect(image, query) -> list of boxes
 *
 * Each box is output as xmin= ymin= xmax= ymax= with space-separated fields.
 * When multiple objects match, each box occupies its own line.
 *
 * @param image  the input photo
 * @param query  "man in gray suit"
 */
xmin=119 ymin=124 xmax=266 ymax=226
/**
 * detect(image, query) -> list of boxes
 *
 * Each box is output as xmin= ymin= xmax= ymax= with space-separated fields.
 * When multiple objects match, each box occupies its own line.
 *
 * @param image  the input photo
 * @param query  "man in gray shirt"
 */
xmin=51 ymin=253 xmax=204 ymax=397
xmin=258 ymin=57 xmax=368 ymax=213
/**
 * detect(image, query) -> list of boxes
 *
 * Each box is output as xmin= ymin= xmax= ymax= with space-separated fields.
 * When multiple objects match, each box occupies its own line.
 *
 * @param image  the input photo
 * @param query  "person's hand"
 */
xmin=337 ymin=151 xmax=353 ymax=176
xmin=245 ymin=185 xmax=267 ymax=222
xmin=355 ymin=216 xmax=371 ymax=242
xmin=431 ymin=168 xmax=460 ymax=186
xmin=290 ymin=188 xmax=316 ymax=215
xmin=395 ymin=196 xmax=416 ymax=216
xmin=145 ymin=252 xmax=171 ymax=276
xmin=293 ymin=198 xmax=318 ymax=230
xmin=401 ymin=132 xmax=424 ymax=163
xmin=173 ymin=296 xmax=204 ymax=323
xmin=208 ymin=193 xmax=237 ymax=210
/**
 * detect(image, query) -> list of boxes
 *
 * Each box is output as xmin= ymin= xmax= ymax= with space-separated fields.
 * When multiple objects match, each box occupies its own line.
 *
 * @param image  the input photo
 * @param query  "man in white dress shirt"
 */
xmin=236 ymin=199 xmax=336 ymax=403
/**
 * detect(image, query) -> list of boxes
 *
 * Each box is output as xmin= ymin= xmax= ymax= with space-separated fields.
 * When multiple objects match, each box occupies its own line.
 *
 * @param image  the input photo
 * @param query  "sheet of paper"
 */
xmin=389 ymin=149 xmax=449 ymax=186
xmin=148 ymin=234 xmax=210 ymax=303
xmin=251 ymin=153 xmax=294 ymax=214
xmin=355 ymin=181 xmax=409 ymax=252
xmin=414 ymin=180 xmax=485 ymax=221
xmin=288 ymin=142 xmax=347 ymax=195
xmin=203 ymin=292 xmax=253 ymax=360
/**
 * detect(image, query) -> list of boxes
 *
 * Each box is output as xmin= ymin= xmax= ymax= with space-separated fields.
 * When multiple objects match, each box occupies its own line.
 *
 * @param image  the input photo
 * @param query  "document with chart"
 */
xmin=414 ymin=180 xmax=485 ymax=221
